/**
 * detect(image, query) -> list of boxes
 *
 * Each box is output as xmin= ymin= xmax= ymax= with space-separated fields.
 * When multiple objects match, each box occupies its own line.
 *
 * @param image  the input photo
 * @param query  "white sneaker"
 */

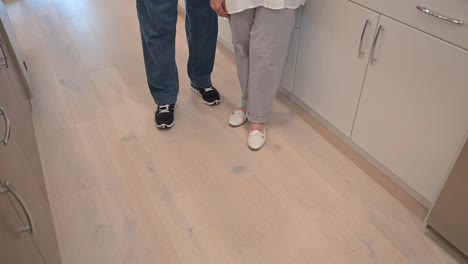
xmin=229 ymin=109 xmax=247 ymax=127
xmin=248 ymin=127 xmax=266 ymax=150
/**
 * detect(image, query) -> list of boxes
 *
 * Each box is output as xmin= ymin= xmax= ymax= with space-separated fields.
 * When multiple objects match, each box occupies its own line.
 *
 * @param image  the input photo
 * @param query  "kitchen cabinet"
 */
xmin=0 ymin=65 xmax=47 ymax=264
xmin=293 ymin=0 xmax=379 ymax=136
xmin=351 ymin=15 xmax=468 ymax=203
xmin=0 ymin=2 xmax=62 ymax=263
xmin=287 ymin=0 xmax=468 ymax=205
xmin=0 ymin=62 xmax=62 ymax=264
xmin=0 ymin=21 xmax=47 ymax=201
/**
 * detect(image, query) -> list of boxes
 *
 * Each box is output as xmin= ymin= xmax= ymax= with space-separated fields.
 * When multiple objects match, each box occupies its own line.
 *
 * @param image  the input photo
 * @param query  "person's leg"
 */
xmin=136 ymin=0 xmax=178 ymax=105
xmin=229 ymin=9 xmax=256 ymax=109
xmin=247 ymin=7 xmax=296 ymax=124
xmin=185 ymin=0 xmax=218 ymax=89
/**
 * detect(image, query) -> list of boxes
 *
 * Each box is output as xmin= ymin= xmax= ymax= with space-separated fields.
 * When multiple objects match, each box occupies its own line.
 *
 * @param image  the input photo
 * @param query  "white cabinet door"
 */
xmin=293 ymin=0 xmax=379 ymax=136
xmin=352 ymin=16 xmax=468 ymax=203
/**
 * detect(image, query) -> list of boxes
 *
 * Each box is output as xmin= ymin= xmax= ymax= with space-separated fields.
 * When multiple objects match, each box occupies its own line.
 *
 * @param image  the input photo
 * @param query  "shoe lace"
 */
xmin=158 ymin=105 xmax=171 ymax=113
xmin=204 ymin=87 xmax=214 ymax=92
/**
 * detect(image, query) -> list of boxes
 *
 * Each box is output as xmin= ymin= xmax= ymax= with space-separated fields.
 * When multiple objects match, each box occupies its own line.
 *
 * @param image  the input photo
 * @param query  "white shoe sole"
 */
xmin=248 ymin=142 xmax=265 ymax=151
xmin=229 ymin=121 xmax=247 ymax=127
xmin=155 ymin=121 xmax=175 ymax=129
xmin=191 ymin=87 xmax=221 ymax=106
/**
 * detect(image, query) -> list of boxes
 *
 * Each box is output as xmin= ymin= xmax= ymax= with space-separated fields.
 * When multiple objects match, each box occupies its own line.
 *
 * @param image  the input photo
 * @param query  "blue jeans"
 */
xmin=136 ymin=0 xmax=218 ymax=105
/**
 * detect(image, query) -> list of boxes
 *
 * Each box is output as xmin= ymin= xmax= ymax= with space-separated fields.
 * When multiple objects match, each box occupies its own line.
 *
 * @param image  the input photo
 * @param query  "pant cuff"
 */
xmin=152 ymin=95 xmax=177 ymax=106
xmin=190 ymin=76 xmax=212 ymax=89
xmin=247 ymin=113 xmax=269 ymax=123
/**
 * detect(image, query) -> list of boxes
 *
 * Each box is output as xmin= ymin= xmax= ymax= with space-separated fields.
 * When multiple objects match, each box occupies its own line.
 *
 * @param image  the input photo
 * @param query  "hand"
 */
xmin=210 ymin=0 xmax=229 ymax=17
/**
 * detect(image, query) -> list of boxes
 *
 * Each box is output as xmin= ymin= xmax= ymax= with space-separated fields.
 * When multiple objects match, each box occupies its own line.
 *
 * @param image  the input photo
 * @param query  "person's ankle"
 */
xmin=240 ymin=106 xmax=247 ymax=113
xmin=250 ymin=122 xmax=264 ymax=131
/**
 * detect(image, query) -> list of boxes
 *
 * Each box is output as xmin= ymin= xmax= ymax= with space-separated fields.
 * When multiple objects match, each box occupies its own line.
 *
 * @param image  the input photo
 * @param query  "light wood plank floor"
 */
xmin=4 ymin=0 xmax=466 ymax=263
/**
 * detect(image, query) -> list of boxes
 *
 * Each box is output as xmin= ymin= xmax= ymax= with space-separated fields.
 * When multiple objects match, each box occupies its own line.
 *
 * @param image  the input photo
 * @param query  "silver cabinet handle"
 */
xmin=0 ymin=41 xmax=8 ymax=68
xmin=358 ymin=19 xmax=371 ymax=58
xmin=370 ymin=25 xmax=384 ymax=64
xmin=0 ymin=107 xmax=10 ymax=145
xmin=416 ymin=6 xmax=463 ymax=25
xmin=0 ymin=181 xmax=34 ymax=234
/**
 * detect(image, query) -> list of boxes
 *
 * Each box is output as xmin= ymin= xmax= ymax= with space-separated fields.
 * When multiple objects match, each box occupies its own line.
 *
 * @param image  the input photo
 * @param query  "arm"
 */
xmin=210 ymin=0 xmax=229 ymax=17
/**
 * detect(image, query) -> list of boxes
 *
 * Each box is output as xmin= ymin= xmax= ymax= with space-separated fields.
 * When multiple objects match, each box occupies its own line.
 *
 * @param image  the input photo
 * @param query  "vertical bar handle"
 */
xmin=0 ymin=107 xmax=10 ymax=145
xmin=0 ymin=41 xmax=8 ymax=68
xmin=370 ymin=25 xmax=384 ymax=64
xmin=358 ymin=19 xmax=371 ymax=58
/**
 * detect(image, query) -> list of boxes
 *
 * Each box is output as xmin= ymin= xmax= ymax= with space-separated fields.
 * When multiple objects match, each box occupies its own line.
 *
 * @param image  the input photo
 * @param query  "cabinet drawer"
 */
xmin=0 ymin=193 xmax=46 ymax=264
xmin=350 ymin=0 xmax=468 ymax=50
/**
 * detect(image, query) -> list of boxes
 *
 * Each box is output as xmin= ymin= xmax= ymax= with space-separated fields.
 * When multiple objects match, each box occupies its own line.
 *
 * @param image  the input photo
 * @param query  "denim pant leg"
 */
xmin=136 ymin=0 xmax=179 ymax=105
xmin=185 ymin=0 xmax=218 ymax=88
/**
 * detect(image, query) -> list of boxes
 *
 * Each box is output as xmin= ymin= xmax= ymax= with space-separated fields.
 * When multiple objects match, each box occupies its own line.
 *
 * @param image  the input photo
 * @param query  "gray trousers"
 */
xmin=230 ymin=7 xmax=296 ymax=123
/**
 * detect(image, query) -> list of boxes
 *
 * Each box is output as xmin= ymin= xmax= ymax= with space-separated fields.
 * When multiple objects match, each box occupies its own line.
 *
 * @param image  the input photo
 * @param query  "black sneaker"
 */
xmin=155 ymin=104 xmax=175 ymax=129
xmin=191 ymin=84 xmax=221 ymax=106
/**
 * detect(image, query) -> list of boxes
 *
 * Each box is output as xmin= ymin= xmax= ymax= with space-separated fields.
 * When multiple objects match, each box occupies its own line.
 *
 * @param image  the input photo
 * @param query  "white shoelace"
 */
xmin=158 ymin=105 xmax=171 ymax=113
